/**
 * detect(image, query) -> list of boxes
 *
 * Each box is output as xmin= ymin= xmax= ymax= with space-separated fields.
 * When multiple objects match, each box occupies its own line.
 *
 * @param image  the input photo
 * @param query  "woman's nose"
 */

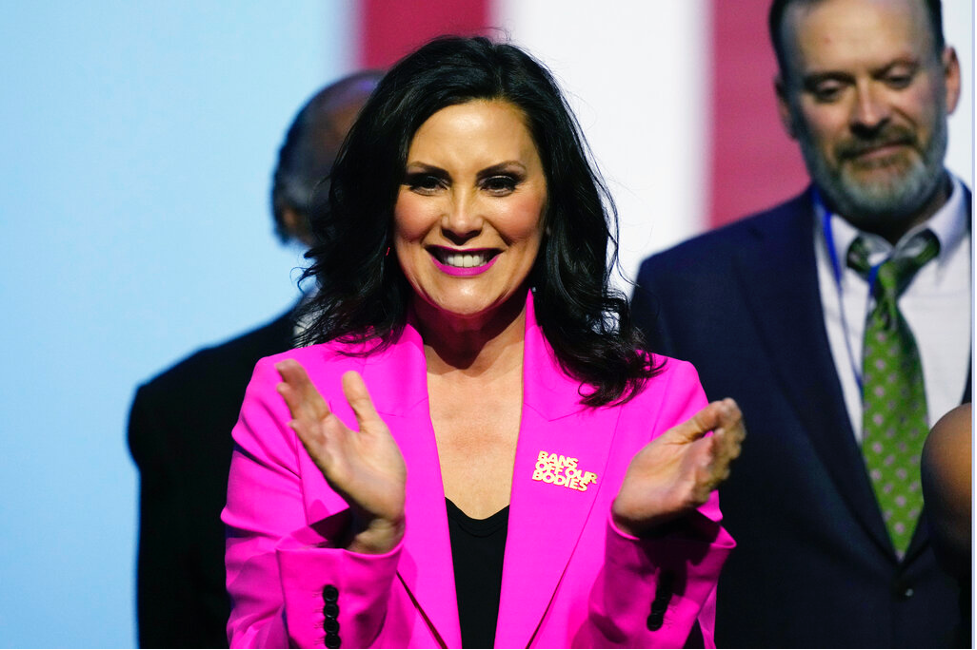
xmin=440 ymin=192 xmax=483 ymax=243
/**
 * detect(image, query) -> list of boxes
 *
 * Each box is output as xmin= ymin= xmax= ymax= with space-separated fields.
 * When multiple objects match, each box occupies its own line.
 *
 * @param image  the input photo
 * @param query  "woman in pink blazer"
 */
xmin=223 ymin=37 xmax=742 ymax=649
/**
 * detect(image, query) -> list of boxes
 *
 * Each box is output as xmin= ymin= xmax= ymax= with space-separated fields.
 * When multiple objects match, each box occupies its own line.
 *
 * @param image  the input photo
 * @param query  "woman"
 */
xmin=223 ymin=36 xmax=743 ymax=649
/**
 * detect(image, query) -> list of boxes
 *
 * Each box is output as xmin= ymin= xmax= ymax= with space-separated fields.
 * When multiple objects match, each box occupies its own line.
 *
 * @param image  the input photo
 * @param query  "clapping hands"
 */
xmin=612 ymin=399 xmax=745 ymax=537
xmin=276 ymin=357 xmax=743 ymax=547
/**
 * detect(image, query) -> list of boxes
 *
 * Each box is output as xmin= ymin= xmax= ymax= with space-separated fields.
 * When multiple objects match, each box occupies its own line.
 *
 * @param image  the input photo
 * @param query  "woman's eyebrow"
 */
xmin=403 ymin=162 xmax=450 ymax=177
xmin=477 ymin=161 xmax=528 ymax=177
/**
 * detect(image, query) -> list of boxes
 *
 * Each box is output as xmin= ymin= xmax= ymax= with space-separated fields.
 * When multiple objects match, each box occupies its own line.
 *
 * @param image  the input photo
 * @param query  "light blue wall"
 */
xmin=0 ymin=2 xmax=352 ymax=646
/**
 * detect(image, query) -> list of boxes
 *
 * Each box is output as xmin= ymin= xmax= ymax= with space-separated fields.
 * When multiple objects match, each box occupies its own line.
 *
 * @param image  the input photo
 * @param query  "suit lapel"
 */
xmin=960 ymin=190 xmax=973 ymax=408
xmin=495 ymin=294 xmax=619 ymax=648
xmin=732 ymin=192 xmax=893 ymax=555
xmin=362 ymin=325 xmax=462 ymax=649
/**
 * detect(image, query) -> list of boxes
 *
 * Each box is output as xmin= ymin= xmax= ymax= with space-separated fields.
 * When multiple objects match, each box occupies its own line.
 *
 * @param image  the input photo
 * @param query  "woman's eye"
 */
xmin=406 ymin=174 xmax=444 ymax=194
xmin=482 ymin=175 xmax=517 ymax=194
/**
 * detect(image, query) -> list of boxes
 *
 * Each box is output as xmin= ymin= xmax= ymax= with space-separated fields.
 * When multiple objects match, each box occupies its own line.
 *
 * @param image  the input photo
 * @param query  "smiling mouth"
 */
xmin=428 ymin=246 xmax=500 ymax=276
xmin=851 ymin=143 xmax=908 ymax=158
xmin=842 ymin=134 xmax=915 ymax=160
xmin=430 ymin=247 xmax=498 ymax=266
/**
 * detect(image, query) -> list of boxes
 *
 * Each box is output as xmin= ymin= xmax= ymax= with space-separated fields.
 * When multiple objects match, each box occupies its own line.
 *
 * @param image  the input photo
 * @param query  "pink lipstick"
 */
xmin=428 ymin=247 xmax=499 ymax=277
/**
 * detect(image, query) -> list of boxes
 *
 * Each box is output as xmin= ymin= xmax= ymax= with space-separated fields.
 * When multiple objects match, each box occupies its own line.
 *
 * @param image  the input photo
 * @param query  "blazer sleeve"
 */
xmin=223 ymin=357 xmax=408 ymax=649
xmin=575 ymin=361 xmax=734 ymax=648
xmin=576 ymin=514 xmax=731 ymax=648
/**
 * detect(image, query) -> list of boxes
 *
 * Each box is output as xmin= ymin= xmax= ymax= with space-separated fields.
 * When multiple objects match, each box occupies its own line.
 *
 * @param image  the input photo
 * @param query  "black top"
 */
xmin=445 ymin=498 xmax=509 ymax=649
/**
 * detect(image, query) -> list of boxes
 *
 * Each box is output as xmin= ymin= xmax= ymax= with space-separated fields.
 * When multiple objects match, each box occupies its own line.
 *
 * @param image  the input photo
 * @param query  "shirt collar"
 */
xmin=816 ymin=173 xmax=968 ymax=267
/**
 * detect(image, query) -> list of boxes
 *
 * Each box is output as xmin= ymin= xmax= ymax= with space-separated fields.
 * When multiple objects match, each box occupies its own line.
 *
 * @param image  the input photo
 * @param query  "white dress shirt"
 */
xmin=815 ymin=175 xmax=972 ymax=442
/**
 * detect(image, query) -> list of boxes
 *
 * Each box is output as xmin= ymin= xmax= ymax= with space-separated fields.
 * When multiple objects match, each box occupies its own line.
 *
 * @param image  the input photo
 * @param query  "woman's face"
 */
xmin=393 ymin=99 xmax=548 ymax=325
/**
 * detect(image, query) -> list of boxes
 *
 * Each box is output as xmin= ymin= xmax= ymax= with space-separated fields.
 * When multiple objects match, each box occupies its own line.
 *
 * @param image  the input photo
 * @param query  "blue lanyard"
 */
xmin=819 ymin=196 xmax=876 ymax=394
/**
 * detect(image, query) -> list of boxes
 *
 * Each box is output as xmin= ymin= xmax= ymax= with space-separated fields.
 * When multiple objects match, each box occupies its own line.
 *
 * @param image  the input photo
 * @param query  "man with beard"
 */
xmin=632 ymin=0 xmax=970 ymax=646
xmin=128 ymin=71 xmax=381 ymax=648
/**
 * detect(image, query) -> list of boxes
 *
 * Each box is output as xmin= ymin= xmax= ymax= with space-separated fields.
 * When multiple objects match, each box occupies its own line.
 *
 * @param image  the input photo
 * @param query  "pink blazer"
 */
xmin=223 ymin=296 xmax=734 ymax=648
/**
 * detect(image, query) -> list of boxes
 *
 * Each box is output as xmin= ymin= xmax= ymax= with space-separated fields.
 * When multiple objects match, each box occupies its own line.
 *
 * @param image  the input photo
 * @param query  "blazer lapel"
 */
xmin=362 ymin=301 xmax=616 ymax=648
xmin=495 ymin=294 xmax=620 ymax=648
xmin=732 ymin=191 xmax=893 ymax=556
xmin=362 ymin=325 xmax=462 ymax=649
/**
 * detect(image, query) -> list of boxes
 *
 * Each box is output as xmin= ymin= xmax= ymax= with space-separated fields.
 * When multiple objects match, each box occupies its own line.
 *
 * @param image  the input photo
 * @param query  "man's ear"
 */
xmin=775 ymin=75 xmax=798 ymax=140
xmin=282 ymin=207 xmax=315 ymax=246
xmin=942 ymin=46 xmax=962 ymax=115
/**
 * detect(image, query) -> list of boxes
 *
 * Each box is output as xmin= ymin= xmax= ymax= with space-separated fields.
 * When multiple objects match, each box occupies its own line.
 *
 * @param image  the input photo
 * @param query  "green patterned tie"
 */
xmin=847 ymin=231 xmax=939 ymax=558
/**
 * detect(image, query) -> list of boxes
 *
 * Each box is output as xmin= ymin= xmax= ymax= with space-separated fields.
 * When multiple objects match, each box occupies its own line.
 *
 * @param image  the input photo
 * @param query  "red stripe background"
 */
xmin=356 ymin=1 xmax=810 ymax=231
xmin=709 ymin=0 xmax=809 ymax=227
xmin=357 ymin=0 xmax=491 ymax=69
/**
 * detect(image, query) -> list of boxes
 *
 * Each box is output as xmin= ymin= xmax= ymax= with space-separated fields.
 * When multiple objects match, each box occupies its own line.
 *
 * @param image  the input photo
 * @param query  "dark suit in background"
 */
xmin=632 ymin=0 xmax=970 ymax=644
xmin=129 ymin=310 xmax=295 ymax=647
xmin=127 ymin=72 xmax=381 ymax=647
xmin=632 ymin=190 xmax=966 ymax=647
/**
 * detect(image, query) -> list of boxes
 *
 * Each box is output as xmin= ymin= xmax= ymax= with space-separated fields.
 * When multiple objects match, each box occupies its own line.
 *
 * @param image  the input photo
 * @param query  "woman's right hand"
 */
xmin=275 ymin=359 xmax=407 ymax=555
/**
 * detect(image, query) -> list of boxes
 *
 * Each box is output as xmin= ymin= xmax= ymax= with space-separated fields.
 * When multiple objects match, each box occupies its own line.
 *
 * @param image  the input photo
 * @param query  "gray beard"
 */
xmin=799 ymin=116 xmax=948 ymax=231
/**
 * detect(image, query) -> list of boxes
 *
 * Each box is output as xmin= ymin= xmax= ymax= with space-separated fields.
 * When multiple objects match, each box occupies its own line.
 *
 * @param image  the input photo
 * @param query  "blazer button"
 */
xmin=892 ymin=579 xmax=915 ymax=600
xmin=323 ymin=584 xmax=339 ymax=603
xmin=647 ymin=572 xmax=674 ymax=631
xmin=322 ymin=585 xmax=342 ymax=648
xmin=647 ymin=609 xmax=666 ymax=631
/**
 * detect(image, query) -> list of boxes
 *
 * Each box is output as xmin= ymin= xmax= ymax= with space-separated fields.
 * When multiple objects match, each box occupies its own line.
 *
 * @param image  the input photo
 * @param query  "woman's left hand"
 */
xmin=611 ymin=398 xmax=745 ymax=537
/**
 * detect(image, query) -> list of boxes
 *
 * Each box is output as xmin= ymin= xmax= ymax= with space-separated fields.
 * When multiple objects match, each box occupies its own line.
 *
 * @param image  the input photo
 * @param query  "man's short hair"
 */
xmin=768 ymin=0 xmax=946 ymax=77
xmin=271 ymin=71 xmax=382 ymax=243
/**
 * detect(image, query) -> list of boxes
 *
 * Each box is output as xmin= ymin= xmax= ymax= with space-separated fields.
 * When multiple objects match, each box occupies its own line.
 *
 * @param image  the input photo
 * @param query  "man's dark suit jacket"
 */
xmin=632 ymin=189 xmax=968 ymax=648
xmin=128 ymin=308 xmax=296 ymax=648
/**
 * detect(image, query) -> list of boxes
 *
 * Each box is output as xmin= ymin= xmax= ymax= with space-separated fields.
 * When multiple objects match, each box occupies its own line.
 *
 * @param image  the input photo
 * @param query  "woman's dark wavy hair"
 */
xmin=299 ymin=35 xmax=661 ymax=406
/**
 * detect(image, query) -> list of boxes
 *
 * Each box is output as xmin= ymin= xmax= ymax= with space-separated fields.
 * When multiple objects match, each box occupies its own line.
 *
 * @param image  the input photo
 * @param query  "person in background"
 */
xmin=127 ymin=71 xmax=381 ymax=648
xmin=223 ymin=36 xmax=744 ymax=649
xmin=631 ymin=0 xmax=969 ymax=646
xmin=921 ymin=402 xmax=972 ymax=647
